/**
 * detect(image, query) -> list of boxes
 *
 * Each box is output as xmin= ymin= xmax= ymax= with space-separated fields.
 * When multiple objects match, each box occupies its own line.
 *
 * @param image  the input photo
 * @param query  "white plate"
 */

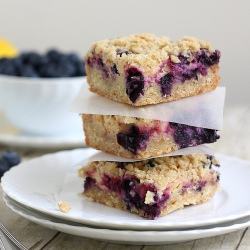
xmin=0 ymin=111 xmax=85 ymax=148
xmin=0 ymin=132 xmax=85 ymax=149
xmin=2 ymin=148 xmax=250 ymax=230
xmin=3 ymin=193 xmax=250 ymax=245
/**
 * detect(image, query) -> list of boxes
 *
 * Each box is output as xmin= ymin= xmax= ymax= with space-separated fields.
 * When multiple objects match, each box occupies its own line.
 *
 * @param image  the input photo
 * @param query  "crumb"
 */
xmin=144 ymin=190 xmax=155 ymax=204
xmin=58 ymin=201 xmax=71 ymax=213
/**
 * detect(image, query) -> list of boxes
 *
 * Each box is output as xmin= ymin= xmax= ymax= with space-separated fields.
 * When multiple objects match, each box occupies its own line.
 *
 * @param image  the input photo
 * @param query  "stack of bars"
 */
xmin=77 ymin=34 xmax=223 ymax=219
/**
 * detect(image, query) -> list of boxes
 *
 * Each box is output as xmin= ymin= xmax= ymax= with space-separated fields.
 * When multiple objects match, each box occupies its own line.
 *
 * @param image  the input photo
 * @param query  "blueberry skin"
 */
xmin=46 ymin=49 xmax=62 ymax=62
xmin=18 ymin=64 xmax=39 ymax=77
xmin=39 ymin=61 xmax=76 ymax=78
xmin=169 ymin=122 xmax=220 ymax=148
xmin=2 ymin=151 xmax=21 ymax=167
xmin=0 ymin=58 xmax=18 ymax=76
xmin=125 ymin=67 xmax=144 ymax=103
xmin=74 ymin=60 xmax=86 ymax=76
xmin=0 ymin=158 xmax=10 ymax=178
xmin=117 ymin=125 xmax=149 ymax=155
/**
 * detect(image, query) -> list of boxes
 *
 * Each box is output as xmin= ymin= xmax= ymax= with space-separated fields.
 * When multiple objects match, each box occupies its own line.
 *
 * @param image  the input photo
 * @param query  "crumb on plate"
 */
xmin=58 ymin=201 xmax=71 ymax=213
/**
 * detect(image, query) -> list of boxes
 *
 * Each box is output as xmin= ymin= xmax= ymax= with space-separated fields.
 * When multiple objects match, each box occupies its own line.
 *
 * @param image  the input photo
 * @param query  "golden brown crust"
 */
xmin=87 ymin=65 xmax=219 ymax=106
xmin=83 ymin=183 xmax=218 ymax=218
xmin=82 ymin=114 xmax=178 ymax=159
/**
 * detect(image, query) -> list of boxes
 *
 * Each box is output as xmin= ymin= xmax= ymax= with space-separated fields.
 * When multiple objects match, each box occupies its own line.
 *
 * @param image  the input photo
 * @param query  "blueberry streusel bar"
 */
xmin=78 ymin=154 xmax=220 ymax=219
xmin=82 ymin=114 xmax=220 ymax=159
xmin=85 ymin=33 xmax=220 ymax=106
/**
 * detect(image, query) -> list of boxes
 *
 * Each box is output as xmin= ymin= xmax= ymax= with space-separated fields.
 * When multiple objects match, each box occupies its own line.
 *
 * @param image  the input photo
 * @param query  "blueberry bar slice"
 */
xmin=78 ymin=154 xmax=220 ymax=219
xmin=85 ymin=33 xmax=220 ymax=106
xmin=82 ymin=114 xmax=220 ymax=159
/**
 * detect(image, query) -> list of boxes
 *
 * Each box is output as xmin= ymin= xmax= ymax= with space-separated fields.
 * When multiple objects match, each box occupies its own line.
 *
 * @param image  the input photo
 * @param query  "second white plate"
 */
xmin=0 ymin=110 xmax=85 ymax=148
xmin=2 ymin=148 xmax=250 ymax=230
xmin=4 ymin=193 xmax=250 ymax=245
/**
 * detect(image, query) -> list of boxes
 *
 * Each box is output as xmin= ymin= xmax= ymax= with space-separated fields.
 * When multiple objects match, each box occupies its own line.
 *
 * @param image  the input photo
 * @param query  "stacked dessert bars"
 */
xmin=78 ymin=34 xmax=222 ymax=219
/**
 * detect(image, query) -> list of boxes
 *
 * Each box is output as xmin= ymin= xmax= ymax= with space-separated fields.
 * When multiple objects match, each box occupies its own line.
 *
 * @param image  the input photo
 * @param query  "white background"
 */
xmin=0 ymin=0 xmax=249 ymax=105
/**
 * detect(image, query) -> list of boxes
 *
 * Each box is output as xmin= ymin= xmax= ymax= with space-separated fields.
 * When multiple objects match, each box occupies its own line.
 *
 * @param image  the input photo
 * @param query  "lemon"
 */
xmin=0 ymin=39 xmax=18 ymax=58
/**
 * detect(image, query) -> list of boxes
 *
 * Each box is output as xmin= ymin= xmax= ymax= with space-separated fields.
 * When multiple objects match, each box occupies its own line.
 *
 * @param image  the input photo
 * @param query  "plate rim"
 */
xmin=0 ymin=133 xmax=85 ymax=148
xmin=2 ymin=148 xmax=250 ymax=230
xmin=3 ymin=193 xmax=250 ymax=245
xmin=0 ymin=110 xmax=85 ymax=148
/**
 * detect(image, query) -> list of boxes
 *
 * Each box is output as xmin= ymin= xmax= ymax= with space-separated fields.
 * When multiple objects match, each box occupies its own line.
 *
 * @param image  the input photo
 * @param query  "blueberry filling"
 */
xmin=101 ymin=174 xmax=170 ymax=219
xmin=196 ymin=180 xmax=207 ymax=192
xmin=216 ymin=174 xmax=220 ymax=182
xmin=198 ymin=49 xmax=220 ymax=66
xmin=87 ymin=55 xmax=119 ymax=78
xmin=96 ymin=58 xmax=108 ymax=78
xmin=111 ymin=64 xmax=119 ymax=75
xmin=182 ymin=180 xmax=207 ymax=193
xmin=160 ymin=73 xmax=174 ymax=97
xmin=84 ymin=176 xmax=96 ymax=190
xmin=125 ymin=67 xmax=145 ymax=103
xmin=168 ymin=122 xmax=220 ymax=149
xmin=159 ymin=49 xmax=221 ymax=97
xmin=117 ymin=125 xmax=149 ymax=154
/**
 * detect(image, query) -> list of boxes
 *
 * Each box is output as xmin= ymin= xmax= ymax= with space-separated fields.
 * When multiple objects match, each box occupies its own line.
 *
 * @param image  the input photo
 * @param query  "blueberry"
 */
xmin=116 ymin=50 xmax=134 ymax=57
xmin=67 ymin=53 xmax=86 ymax=76
xmin=97 ymin=58 xmax=104 ymax=67
xmin=2 ymin=151 xmax=21 ymax=167
xmin=0 ymin=58 xmax=18 ymax=76
xmin=40 ymin=61 xmax=75 ymax=78
xmin=0 ymin=158 xmax=10 ymax=178
xmin=125 ymin=67 xmax=144 ymax=103
xmin=198 ymin=49 xmax=220 ymax=66
xmin=20 ymin=52 xmax=45 ymax=66
xmin=74 ymin=60 xmax=86 ymax=76
xmin=216 ymin=174 xmax=220 ymax=182
xmin=0 ymin=49 xmax=86 ymax=78
xmin=169 ymin=122 xmax=220 ymax=149
xmin=84 ymin=177 xmax=96 ymax=190
xmin=67 ymin=53 xmax=80 ymax=64
xmin=46 ymin=49 xmax=62 ymax=62
xmin=182 ymin=69 xmax=198 ymax=81
xmin=160 ymin=73 xmax=173 ymax=97
xmin=158 ymin=49 xmax=221 ymax=98
xmin=111 ymin=64 xmax=119 ymax=75
xmin=95 ymin=171 xmax=170 ymax=219
xmin=18 ymin=64 xmax=39 ymax=77
xmin=95 ymin=57 xmax=108 ymax=78
xmin=120 ymin=175 xmax=167 ymax=219
xmin=117 ymin=125 xmax=149 ymax=155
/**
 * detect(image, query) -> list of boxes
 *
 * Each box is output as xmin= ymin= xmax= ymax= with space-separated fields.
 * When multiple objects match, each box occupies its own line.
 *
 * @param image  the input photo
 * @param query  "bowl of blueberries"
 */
xmin=0 ymin=49 xmax=86 ymax=136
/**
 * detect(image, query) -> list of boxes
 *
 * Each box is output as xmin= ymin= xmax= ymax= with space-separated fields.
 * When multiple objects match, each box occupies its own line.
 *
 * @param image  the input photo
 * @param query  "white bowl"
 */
xmin=0 ymin=75 xmax=85 ymax=136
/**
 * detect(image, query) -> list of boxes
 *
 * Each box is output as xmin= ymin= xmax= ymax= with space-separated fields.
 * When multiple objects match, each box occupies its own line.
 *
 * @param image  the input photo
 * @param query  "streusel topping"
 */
xmin=79 ymin=154 xmax=219 ymax=191
xmin=86 ymin=33 xmax=212 ymax=68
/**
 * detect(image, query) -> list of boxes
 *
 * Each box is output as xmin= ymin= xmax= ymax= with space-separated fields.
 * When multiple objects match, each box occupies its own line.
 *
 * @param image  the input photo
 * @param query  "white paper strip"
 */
xmin=70 ymin=83 xmax=225 ymax=130
xmin=75 ymin=145 xmax=214 ymax=166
